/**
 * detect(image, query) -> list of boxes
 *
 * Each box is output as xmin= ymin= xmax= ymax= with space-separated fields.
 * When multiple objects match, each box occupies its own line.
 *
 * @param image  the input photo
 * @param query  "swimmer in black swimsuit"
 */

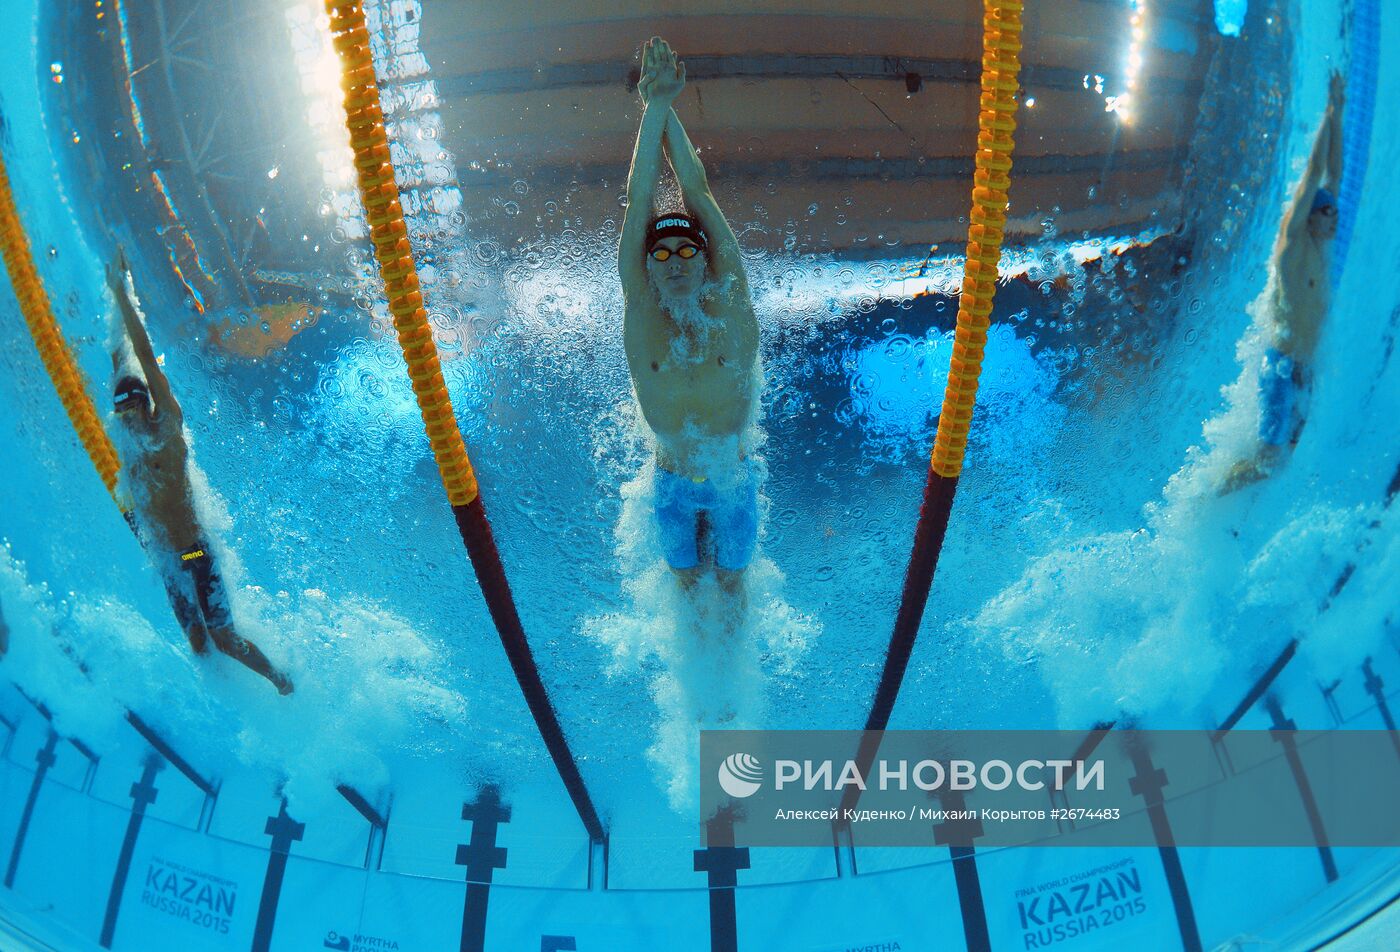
xmin=109 ymin=250 xmax=292 ymax=694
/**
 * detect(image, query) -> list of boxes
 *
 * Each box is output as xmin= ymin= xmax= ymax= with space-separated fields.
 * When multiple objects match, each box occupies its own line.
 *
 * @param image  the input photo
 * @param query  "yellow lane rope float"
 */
xmin=931 ymin=0 xmax=1024 ymax=479
xmin=323 ymin=0 xmax=479 ymax=507
xmin=845 ymin=0 xmax=1027 ymax=811
xmin=0 ymin=146 xmax=124 ymax=504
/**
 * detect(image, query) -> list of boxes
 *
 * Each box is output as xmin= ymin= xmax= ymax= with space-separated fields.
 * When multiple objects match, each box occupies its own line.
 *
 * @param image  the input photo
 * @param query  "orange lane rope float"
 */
xmin=0 ymin=146 xmax=124 ymax=504
xmin=932 ymin=0 xmax=1024 ymax=479
xmin=323 ymin=0 xmax=478 ymax=507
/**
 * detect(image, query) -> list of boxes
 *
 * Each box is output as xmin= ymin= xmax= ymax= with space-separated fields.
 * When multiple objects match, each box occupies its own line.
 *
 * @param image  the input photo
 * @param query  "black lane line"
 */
xmin=1127 ymin=742 xmax=1202 ymax=952
xmin=457 ymin=785 xmax=511 ymax=952
xmin=933 ymin=791 xmax=989 ymax=952
xmin=251 ymin=799 xmax=305 ymax=952
xmin=4 ymin=729 xmax=58 ymax=889
xmin=694 ymin=808 xmax=749 ymax=952
xmin=1361 ymin=658 xmax=1400 ymax=758
xmin=100 ymin=757 xmax=162 ymax=948
xmin=1264 ymin=697 xmax=1338 ymax=883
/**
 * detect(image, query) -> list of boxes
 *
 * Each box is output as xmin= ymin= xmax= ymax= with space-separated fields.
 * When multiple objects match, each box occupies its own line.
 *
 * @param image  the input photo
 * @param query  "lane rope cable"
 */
xmin=844 ymin=0 xmax=1024 ymax=816
xmin=323 ymin=0 xmax=605 ymax=844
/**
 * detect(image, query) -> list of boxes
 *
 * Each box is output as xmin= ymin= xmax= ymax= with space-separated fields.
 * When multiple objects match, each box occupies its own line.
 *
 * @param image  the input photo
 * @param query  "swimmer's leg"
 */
xmin=715 ymin=568 xmax=748 ymax=635
xmin=1219 ymin=446 xmax=1281 ymax=496
xmin=673 ymin=566 xmax=703 ymax=591
xmin=711 ymin=475 xmax=758 ymax=633
xmin=207 ymin=626 xmax=294 ymax=695
xmin=184 ymin=545 xmax=293 ymax=695
xmin=1219 ymin=349 xmax=1302 ymax=496
xmin=165 ymin=571 xmax=210 ymax=654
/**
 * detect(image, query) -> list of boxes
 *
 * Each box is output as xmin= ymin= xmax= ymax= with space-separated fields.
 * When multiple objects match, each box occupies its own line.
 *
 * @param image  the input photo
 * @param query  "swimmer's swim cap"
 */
xmin=114 ymin=375 xmax=149 ymax=414
xmin=1311 ymin=187 xmax=1337 ymax=214
xmin=646 ymin=213 xmax=707 ymax=253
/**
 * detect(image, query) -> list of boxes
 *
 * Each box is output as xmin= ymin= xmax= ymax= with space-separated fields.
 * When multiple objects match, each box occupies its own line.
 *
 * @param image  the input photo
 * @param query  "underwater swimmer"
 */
xmin=1221 ymin=74 xmax=1344 ymax=494
xmin=108 ymin=250 xmax=293 ymax=695
xmin=620 ymin=38 xmax=760 ymax=603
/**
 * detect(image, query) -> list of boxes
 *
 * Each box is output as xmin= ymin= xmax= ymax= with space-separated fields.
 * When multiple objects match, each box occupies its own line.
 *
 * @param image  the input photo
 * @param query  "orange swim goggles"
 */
xmin=649 ymin=243 xmax=701 ymax=262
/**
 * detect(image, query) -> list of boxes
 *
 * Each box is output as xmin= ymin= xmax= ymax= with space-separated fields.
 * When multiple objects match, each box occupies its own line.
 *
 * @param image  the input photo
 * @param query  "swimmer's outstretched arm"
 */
xmin=1326 ymin=73 xmax=1344 ymax=187
xmin=644 ymin=42 xmax=748 ymax=297
xmin=619 ymin=40 xmax=678 ymax=300
xmin=107 ymin=250 xmax=182 ymax=424
xmin=662 ymin=108 xmax=748 ymax=297
xmin=1277 ymin=76 xmax=1345 ymax=251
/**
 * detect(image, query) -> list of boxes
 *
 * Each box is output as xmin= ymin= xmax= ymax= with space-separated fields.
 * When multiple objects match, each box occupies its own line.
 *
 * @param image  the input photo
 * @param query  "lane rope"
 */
xmin=931 ymin=0 xmax=1024 ymax=478
xmin=324 ymin=0 xmax=479 ymax=506
xmin=0 ymin=145 xmax=124 ymax=505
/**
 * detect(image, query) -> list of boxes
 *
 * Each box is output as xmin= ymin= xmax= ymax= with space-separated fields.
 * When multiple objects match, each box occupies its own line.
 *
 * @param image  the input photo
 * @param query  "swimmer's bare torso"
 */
xmin=1271 ymin=226 xmax=1331 ymax=362
xmin=624 ymin=279 xmax=758 ymax=478
xmin=122 ymin=412 xmax=201 ymax=552
xmin=1266 ymin=73 xmax=1344 ymax=365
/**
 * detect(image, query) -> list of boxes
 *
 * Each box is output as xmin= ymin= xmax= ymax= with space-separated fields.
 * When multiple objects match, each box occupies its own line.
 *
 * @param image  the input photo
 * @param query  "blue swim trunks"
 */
xmin=1258 ymin=347 xmax=1301 ymax=446
xmin=654 ymin=464 xmax=759 ymax=571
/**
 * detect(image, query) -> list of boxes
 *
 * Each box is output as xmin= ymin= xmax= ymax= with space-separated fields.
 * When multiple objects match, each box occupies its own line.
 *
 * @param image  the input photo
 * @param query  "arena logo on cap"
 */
xmin=718 ymin=752 xmax=764 ymax=798
xmin=653 ymin=217 xmax=692 ymax=229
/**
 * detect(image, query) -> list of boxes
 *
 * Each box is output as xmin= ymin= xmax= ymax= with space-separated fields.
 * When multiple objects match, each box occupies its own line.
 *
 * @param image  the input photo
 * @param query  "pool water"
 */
xmin=0 ymin=0 xmax=1397 ymax=948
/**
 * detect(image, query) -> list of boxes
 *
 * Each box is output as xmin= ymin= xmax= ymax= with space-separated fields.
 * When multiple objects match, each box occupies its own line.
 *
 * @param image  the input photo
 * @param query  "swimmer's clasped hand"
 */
xmin=639 ymin=36 xmax=685 ymax=106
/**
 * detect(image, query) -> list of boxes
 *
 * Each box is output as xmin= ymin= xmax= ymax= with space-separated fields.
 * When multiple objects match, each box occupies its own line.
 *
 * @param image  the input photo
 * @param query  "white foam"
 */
xmin=0 ymin=544 xmax=206 ymax=752
xmin=973 ymin=237 xmax=1399 ymax=730
xmin=582 ymin=410 xmax=815 ymax=812
xmin=1 ymin=505 xmax=471 ymax=805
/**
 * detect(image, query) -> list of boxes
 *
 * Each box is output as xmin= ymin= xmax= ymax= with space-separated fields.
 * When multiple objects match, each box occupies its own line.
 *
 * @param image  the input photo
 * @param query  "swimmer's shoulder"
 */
xmin=624 ymin=293 xmax=669 ymax=337
xmin=704 ymin=292 xmax=758 ymax=358
xmin=623 ymin=298 xmax=672 ymax=377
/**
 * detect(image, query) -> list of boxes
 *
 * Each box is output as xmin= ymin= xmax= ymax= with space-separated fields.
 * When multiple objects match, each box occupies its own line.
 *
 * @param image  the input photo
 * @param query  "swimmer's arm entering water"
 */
xmin=1270 ymin=76 xmax=1344 ymax=350
xmin=108 ymin=251 xmax=182 ymax=427
xmin=1276 ymin=77 xmax=1344 ymax=256
xmin=619 ymin=43 xmax=679 ymax=304
xmin=661 ymin=109 xmax=749 ymax=303
xmin=1326 ymin=75 xmax=1344 ymax=187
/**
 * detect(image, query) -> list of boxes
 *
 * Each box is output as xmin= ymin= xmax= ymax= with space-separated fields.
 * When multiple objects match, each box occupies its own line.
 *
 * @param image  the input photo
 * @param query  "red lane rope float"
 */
xmin=0 ymin=144 xmax=124 ymax=505
xmin=324 ymin=0 xmax=478 ymax=507
xmin=322 ymin=0 xmax=605 ymax=845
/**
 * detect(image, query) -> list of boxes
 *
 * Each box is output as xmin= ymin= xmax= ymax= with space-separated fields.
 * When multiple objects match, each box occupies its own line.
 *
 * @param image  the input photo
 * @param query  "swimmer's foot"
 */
xmin=1218 ymin=455 xmax=1273 ymax=496
xmin=270 ymin=670 xmax=295 ymax=696
xmin=696 ymin=705 xmax=738 ymax=726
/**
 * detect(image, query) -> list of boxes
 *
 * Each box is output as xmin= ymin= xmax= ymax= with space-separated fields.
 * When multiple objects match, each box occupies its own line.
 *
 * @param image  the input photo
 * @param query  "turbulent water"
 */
xmin=0 ymin=0 xmax=1394 ymax=851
